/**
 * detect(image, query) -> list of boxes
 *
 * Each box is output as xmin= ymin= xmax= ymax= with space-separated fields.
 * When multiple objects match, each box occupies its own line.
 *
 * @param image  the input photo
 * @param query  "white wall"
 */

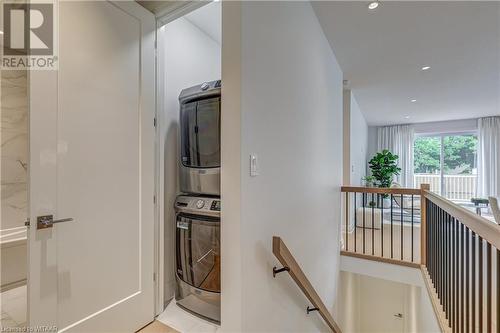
xmin=338 ymin=271 xmax=422 ymax=333
xmin=349 ymin=93 xmax=368 ymax=185
xmin=367 ymin=126 xmax=378 ymax=166
xmin=340 ymin=256 xmax=440 ymax=333
xmin=158 ymin=13 xmax=221 ymax=305
xmin=222 ymin=2 xmax=343 ymax=331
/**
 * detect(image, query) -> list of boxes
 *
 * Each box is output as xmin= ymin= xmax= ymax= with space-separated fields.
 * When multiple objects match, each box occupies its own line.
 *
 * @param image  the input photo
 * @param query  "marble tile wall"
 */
xmin=1 ymin=70 xmax=28 ymax=231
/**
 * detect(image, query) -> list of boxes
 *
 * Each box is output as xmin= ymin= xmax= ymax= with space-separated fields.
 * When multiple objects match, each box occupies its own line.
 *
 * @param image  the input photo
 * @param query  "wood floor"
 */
xmin=138 ymin=320 xmax=179 ymax=333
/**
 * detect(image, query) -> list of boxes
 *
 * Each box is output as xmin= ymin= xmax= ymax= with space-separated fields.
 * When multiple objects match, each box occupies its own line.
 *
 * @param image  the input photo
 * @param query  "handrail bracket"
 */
xmin=306 ymin=306 xmax=319 ymax=314
xmin=272 ymin=266 xmax=290 ymax=277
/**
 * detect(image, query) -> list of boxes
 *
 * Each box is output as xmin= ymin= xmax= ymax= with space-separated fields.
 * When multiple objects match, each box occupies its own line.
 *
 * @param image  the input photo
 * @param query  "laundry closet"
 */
xmin=156 ymin=1 xmax=222 ymax=325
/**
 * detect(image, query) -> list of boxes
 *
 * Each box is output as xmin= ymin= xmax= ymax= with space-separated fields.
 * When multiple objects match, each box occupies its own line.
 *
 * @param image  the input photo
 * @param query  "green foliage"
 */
xmin=414 ymin=137 xmax=441 ymax=173
xmin=414 ymin=135 xmax=477 ymax=174
xmin=368 ymin=150 xmax=401 ymax=188
xmin=443 ymin=135 xmax=477 ymax=174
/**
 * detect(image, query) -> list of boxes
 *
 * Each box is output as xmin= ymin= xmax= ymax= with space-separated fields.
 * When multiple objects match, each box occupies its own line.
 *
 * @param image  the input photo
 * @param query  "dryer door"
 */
xmin=176 ymin=213 xmax=220 ymax=293
xmin=180 ymin=97 xmax=220 ymax=168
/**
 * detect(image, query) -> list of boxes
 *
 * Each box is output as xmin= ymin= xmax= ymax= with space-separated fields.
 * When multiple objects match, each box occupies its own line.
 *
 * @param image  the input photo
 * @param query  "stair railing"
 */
xmin=272 ymin=236 xmax=342 ymax=333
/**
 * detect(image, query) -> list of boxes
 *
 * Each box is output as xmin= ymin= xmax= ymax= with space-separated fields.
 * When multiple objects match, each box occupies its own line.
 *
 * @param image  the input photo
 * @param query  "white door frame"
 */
xmin=153 ymin=1 xmax=212 ymax=315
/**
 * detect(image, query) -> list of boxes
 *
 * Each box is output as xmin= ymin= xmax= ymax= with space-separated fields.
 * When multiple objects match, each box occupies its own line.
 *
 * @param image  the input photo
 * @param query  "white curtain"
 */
xmin=477 ymin=116 xmax=500 ymax=198
xmin=377 ymin=125 xmax=415 ymax=187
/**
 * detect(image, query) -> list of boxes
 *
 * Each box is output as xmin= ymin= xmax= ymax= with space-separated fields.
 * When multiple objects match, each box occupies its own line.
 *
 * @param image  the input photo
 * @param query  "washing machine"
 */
xmin=174 ymin=195 xmax=220 ymax=323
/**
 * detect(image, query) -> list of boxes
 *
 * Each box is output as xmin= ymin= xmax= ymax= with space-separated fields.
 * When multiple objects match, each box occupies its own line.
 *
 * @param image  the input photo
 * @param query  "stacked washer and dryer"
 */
xmin=174 ymin=80 xmax=221 ymax=323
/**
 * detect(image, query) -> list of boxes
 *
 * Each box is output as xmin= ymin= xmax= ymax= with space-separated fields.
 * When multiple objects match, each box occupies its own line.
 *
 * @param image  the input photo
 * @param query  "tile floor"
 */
xmin=0 ymin=285 xmax=27 ymax=328
xmin=157 ymin=300 xmax=219 ymax=333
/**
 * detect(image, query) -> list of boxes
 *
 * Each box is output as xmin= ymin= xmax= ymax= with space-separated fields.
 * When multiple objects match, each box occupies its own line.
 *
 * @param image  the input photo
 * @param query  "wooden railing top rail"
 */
xmin=272 ymin=236 xmax=341 ymax=333
xmin=341 ymin=186 xmax=421 ymax=195
xmin=424 ymin=190 xmax=500 ymax=249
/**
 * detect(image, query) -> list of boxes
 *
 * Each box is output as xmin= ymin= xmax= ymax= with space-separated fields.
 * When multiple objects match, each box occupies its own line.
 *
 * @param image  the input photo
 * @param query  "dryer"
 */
xmin=179 ymin=80 xmax=221 ymax=196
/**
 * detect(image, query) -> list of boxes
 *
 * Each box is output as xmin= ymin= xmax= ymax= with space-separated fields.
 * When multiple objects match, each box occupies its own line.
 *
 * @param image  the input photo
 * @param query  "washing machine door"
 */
xmin=176 ymin=213 xmax=220 ymax=293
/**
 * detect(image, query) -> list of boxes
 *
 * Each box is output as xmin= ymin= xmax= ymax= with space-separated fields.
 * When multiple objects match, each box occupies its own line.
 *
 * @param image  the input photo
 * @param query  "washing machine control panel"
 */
xmin=175 ymin=195 xmax=221 ymax=215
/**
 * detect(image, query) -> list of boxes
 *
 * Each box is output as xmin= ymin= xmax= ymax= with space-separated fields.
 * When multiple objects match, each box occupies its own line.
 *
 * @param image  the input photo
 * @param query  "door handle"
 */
xmin=394 ymin=313 xmax=403 ymax=319
xmin=37 ymin=215 xmax=74 ymax=229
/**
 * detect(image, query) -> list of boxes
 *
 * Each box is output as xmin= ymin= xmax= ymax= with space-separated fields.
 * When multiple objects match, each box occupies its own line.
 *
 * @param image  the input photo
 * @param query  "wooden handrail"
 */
xmin=341 ymin=186 xmax=421 ymax=195
xmin=272 ymin=236 xmax=342 ymax=333
xmin=424 ymin=190 xmax=500 ymax=249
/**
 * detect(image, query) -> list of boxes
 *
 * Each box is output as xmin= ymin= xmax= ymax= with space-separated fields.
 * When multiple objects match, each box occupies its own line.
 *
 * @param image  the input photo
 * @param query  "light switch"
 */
xmin=250 ymin=154 xmax=259 ymax=177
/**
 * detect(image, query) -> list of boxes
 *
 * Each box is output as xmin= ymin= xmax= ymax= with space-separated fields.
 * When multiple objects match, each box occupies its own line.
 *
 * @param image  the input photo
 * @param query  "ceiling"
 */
xmin=312 ymin=1 xmax=500 ymax=126
xmin=136 ymin=1 xmax=221 ymax=44
xmin=135 ymin=1 xmax=185 ymax=15
xmin=184 ymin=1 xmax=221 ymax=44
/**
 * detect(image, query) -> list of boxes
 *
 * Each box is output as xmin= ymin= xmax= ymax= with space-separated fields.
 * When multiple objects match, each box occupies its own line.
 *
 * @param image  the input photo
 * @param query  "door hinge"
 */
xmin=154 ymin=117 xmax=157 ymax=128
xmin=153 ymin=273 xmax=156 ymax=282
xmin=153 ymin=195 xmax=156 ymax=204
xmin=24 ymin=218 xmax=30 ymax=227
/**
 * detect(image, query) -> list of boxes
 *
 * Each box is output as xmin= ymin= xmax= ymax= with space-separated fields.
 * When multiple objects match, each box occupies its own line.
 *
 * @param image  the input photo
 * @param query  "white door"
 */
xmin=28 ymin=1 xmax=156 ymax=332
xmin=359 ymin=275 xmax=406 ymax=333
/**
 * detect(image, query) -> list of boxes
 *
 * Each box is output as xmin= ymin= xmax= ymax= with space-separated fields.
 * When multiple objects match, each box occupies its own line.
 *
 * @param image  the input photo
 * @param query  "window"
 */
xmin=414 ymin=134 xmax=477 ymax=202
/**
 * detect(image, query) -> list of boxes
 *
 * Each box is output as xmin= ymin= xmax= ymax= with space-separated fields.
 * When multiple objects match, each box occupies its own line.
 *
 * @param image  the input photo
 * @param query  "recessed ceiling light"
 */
xmin=368 ymin=1 xmax=380 ymax=10
xmin=404 ymin=115 xmax=411 ymax=119
xmin=411 ymin=99 xmax=417 ymax=103
xmin=421 ymin=66 xmax=431 ymax=71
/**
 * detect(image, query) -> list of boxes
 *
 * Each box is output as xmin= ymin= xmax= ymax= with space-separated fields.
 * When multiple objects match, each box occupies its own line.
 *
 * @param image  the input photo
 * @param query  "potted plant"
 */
xmin=362 ymin=175 xmax=376 ymax=187
xmin=368 ymin=149 xmax=401 ymax=208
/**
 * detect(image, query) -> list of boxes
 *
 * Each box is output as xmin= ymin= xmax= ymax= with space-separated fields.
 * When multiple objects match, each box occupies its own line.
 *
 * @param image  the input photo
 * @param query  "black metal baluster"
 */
xmin=426 ymin=200 xmax=430 ymax=272
xmin=429 ymin=202 xmax=433 ymax=279
xmin=345 ymin=192 xmax=349 ymax=251
xmin=448 ymin=213 xmax=452 ymax=327
xmin=496 ymin=249 xmax=499 ymax=333
xmin=363 ymin=193 xmax=366 ymax=254
xmin=438 ymin=208 xmax=442 ymax=304
xmin=442 ymin=209 xmax=445 ymax=306
xmin=372 ymin=193 xmax=375 ymax=256
xmin=430 ymin=202 xmax=433 ymax=280
xmin=400 ymin=194 xmax=404 ymax=261
xmin=466 ymin=227 xmax=470 ymax=333
xmin=444 ymin=213 xmax=451 ymax=325
xmin=381 ymin=194 xmax=384 ymax=258
xmin=451 ymin=216 xmax=455 ymax=332
xmin=438 ymin=207 xmax=442 ymax=303
xmin=411 ymin=195 xmax=414 ymax=262
xmin=479 ymin=236 xmax=483 ymax=333
xmin=391 ymin=194 xmax=394 ymax=259
xmin=354 ymin=193 xmax=357 ymax=253
xmin=461 ymin=222 xmax=465 ymax=333
xmin=455 ymin=218 xmax=460 ymax=332
xmin=430 ymin=202 xmax=434 ymax=280
xmin=471 ymin=231 xmax=475 ymax=333
xmin=486 ymin=243 xmax=492 ymax=333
